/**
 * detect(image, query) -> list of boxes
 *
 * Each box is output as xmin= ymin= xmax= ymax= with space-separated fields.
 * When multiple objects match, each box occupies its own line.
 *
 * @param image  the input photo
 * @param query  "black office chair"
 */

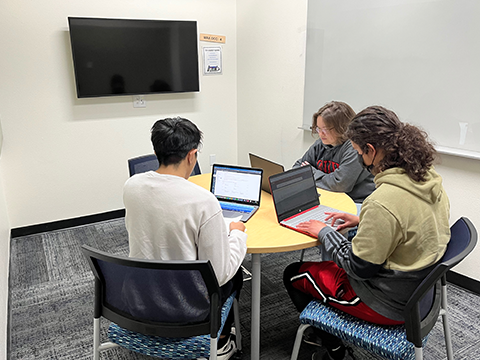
xmin=128 ymin=154 xmax=201 ymax=177
xmin=128 ymin=154 xmax=159 ymax=177
xmin=290 ymin=217 xmax=477 ymax=360
xmin=82 ymin=245 xmax=241 ymax=360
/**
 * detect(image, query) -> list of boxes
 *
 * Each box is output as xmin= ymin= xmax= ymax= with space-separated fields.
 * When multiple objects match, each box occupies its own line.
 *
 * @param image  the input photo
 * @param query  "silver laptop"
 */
xmin=269 ymin=166 xmax=342 ymax=236
xmin=210 ymin=164 xmax=263 ymax=222
xmin=248 ymin=153 xmax=285 ymax=194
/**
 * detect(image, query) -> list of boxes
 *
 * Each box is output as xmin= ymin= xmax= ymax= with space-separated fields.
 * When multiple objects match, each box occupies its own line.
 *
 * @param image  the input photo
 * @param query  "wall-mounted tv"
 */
xmin=68 ymin=17 xmax=200 ymax=98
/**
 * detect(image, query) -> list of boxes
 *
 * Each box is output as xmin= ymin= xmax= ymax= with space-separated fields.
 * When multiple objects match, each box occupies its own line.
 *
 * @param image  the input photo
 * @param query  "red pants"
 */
xmin=290 ymin=261 xmax=403 ymax=325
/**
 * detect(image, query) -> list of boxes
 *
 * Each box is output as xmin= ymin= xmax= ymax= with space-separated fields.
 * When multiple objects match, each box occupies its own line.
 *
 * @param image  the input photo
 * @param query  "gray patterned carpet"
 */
xmin=8 ymin=218 xmax=480 ymax=359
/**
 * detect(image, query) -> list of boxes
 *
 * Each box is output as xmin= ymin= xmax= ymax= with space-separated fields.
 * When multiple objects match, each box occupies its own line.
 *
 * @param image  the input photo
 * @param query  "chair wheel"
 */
xmin=232 ymin=349 xmax=243 ymax=359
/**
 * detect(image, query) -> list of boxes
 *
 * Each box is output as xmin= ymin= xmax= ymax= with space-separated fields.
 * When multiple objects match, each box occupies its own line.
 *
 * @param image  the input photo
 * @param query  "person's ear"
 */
xmin=365 ymin=143 xmax=376 ymax=156
xmin=187 ymin=149 xmax=197 ymax=164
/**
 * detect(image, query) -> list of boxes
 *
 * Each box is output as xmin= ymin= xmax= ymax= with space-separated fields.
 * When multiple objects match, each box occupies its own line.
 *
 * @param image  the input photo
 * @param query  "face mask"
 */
xmin=358 ymin=152 xmax=376 ymax=173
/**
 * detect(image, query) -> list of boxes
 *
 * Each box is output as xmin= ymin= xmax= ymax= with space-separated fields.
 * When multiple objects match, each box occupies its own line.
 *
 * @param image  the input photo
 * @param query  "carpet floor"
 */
xmin=8 ymin=218 xmax=480 ymax=359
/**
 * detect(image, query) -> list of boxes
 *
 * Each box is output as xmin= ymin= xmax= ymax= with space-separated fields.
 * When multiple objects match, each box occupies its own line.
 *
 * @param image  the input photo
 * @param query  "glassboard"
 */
xmin=303 ymin=0 xmax=480 ymax=158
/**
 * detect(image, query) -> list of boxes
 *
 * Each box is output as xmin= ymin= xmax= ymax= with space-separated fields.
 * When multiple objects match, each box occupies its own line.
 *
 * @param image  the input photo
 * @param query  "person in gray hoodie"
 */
xmin=294 ymin=101 xmax=375 ymax=204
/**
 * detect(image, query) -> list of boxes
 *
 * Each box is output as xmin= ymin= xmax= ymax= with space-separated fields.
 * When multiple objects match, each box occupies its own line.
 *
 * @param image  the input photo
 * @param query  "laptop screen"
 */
xmin=269 ymin=166 xmax=320 ymax=220
xmin=211 ymin=165 xmax=263 ymax=205
xmin=248 ymin=153 xmax=285 ymax=193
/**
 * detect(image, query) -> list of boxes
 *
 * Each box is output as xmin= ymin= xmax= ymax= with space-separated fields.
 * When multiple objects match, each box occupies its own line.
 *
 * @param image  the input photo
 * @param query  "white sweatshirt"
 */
xmin=123 ymin=171 xmax=247 ymax=286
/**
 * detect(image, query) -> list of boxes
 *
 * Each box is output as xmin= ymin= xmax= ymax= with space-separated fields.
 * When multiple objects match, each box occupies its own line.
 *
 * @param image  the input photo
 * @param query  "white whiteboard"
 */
xmin=303 ymin=0 xmax=480 ymax=158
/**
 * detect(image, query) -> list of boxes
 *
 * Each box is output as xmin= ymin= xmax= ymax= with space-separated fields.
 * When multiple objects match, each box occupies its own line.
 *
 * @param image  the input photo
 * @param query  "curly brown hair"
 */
xmin=311 ymin=101 xmax=356 ymax=143
xmin=346 ymin=106 xmax=436 ymax=182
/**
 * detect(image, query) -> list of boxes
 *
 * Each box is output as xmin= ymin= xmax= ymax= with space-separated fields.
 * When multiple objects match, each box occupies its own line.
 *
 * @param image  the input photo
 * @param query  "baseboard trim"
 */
xmin=10 ymin=209 xmax=125 ymax=238
xmin=447 ymin=270 xmax=480 ymax=295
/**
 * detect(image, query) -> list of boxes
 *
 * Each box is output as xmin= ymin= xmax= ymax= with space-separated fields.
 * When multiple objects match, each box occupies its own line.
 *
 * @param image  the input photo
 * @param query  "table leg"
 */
xmin=251 ymin=253 xmax=261 ymax=360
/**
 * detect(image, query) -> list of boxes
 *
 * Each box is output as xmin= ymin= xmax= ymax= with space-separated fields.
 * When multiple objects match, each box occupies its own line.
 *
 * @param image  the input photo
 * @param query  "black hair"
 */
xmin=346 ymin=106 xmax=436 ymax=182
xmin=150 ymin=117 xmax=203 ymax=166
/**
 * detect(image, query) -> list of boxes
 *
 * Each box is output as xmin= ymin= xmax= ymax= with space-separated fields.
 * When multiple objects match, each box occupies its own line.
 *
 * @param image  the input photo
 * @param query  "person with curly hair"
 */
xmin=284 ymin=106 xmax=451 ymax=360
xmin=293 ymin=101 xmax=375 ymax=204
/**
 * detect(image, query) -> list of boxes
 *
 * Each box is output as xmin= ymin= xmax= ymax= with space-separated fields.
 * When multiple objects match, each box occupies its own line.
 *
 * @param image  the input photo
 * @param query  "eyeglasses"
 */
xmin=315 ymin=126 xmax=334 ymax=134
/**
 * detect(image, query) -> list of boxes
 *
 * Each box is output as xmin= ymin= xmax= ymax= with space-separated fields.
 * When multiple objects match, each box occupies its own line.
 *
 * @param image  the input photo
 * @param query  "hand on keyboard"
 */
xmin=296 ymin=220 xmax=327 ymax=238
xmin=324 ymin=212 xmax=359 ymax=231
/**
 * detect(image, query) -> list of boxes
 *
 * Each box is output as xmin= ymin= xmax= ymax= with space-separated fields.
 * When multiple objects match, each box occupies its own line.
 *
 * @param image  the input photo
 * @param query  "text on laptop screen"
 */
xmin=270 ymin=167 xmax=319 ymax=216
xmin=212 ymin=166 xmax=262 ymax=203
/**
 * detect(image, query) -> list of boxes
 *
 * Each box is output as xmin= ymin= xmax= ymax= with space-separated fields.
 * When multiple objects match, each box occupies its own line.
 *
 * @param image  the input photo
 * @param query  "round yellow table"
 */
xmin=189 ymin=173 xmax=357 ymax=253
xmin=189 ymin=173 xmax=356 ymax=360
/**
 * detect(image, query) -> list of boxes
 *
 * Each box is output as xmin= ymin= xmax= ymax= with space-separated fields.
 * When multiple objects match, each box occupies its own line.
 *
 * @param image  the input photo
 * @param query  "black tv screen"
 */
xmin=68 ymin=17 xmax=200 ymax=98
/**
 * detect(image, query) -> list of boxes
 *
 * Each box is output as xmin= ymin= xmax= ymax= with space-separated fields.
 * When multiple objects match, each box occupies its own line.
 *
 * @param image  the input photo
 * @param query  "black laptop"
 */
xmin=210 ymin=164 xmax=263 ymax=222
xmin=269 ymin=166 xmax=343 ymax=236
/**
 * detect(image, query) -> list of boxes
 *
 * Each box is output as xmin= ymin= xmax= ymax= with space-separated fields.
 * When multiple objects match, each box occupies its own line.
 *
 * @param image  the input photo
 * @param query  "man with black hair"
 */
xmin=124 ymin=117 xmax=247 ymax=359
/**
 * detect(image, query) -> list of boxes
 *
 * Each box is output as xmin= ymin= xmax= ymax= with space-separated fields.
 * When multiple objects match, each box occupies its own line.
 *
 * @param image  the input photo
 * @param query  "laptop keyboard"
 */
xmin=283 ymin=205 xmax=343 ymax=228
xmin=219 ymin=201 xmax=255 ymax=213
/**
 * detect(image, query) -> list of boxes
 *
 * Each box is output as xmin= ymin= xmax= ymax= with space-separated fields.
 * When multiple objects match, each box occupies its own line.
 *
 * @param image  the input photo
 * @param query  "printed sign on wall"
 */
xmin=203 ymin=46 xmax=222 ymax=75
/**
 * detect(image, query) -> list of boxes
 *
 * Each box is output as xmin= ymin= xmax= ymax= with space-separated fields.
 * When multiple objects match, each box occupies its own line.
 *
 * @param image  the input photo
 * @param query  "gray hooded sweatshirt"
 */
xmin=294 ymin=139 xmax=375 ymax=202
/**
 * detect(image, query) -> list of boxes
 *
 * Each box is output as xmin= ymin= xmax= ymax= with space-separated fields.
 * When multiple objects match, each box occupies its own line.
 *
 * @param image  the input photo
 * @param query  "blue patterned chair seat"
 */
xmin=108 ymin=292 xmax=235 ymax=359
xmin=299 ymin=300 xmax=428 ymax=360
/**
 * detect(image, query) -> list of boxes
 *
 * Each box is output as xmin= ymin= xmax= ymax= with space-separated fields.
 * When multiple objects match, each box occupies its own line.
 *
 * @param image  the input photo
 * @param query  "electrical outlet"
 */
xmin=209 ymin=154 xmax=216 ymax=165
xmin=133 ymin=96 xmax=146 ymax=108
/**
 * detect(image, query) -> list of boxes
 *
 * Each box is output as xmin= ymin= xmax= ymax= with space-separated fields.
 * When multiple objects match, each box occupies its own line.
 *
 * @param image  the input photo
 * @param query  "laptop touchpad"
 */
xmin=223 ymin=210 xmax=241 ymax=218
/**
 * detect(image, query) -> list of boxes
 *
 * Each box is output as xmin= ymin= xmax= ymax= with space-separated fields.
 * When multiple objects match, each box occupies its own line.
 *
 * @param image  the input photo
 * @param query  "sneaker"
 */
xmin=303 ymin=327 xmax=322 ymax=347
xmin=325 ymin=344 xmax=346 ymax=360
xmin=217 ymin=335 xmax=236 ymax=360
xmin=311 ymin=344 xmax=346 ymax=360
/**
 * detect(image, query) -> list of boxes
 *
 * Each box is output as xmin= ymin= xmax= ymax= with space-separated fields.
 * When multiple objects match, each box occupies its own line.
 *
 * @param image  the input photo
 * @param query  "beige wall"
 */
xmin=0 ymin=167 xmax=10 ymax=360
xmin=434 ymin=155 xmax=480 ymax=276
xmin=0 ymin=0 xmax=239 ymax=229
xmin=237 ymin=0 xmax=309 ymax=168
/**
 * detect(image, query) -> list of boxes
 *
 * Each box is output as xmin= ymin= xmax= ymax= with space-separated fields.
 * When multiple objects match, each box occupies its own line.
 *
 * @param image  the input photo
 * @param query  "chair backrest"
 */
xmin=128 ymin=154 xmax=201 ymax=177
xmin=440 ymin=217 xmax=477 ymax=267
xmin=404 ymin=217 xmax=477 ymax=346
xmin=128 ymin=154 xmax=159 ymax=177
xmin=81 ymin=245 xmax=222 ymax=338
